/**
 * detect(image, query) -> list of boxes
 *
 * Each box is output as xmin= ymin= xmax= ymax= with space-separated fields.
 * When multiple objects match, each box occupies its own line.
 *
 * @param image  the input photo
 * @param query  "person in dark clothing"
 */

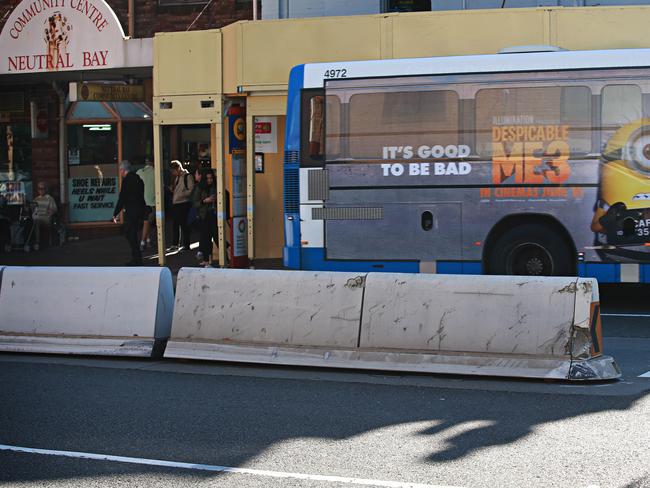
xmin=0 ymin=196 xmax=11 ymax=252
xmin=113 ymin=160 xmax=146 ymax=266
xmin=192 ymin=169 xmax=217 ymax=266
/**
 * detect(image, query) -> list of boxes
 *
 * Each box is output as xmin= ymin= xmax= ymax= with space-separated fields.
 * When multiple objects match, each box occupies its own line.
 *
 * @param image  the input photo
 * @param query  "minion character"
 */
xmin=591 ymin=119 xmax=650 ymax=261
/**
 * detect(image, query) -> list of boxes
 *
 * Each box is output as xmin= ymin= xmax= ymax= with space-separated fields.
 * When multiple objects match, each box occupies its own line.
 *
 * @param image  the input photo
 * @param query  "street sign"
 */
xmin=69 ymin=82 xmax=145 ymax=102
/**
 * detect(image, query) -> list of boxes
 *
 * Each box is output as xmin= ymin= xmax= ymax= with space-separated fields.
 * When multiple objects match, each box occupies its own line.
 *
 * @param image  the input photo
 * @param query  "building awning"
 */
xmin=67 ymin=101 xmax=152 ymax=123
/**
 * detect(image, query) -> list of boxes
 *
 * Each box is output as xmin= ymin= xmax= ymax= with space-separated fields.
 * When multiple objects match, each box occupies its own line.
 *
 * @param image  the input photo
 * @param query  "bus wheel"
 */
xmin=488 ymin=224 xmax=573 ymax=276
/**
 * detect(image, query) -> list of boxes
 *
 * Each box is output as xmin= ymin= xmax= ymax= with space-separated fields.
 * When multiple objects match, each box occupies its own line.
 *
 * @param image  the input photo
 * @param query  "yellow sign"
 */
xmin=70 ymin=82 xmax=145 ymax=102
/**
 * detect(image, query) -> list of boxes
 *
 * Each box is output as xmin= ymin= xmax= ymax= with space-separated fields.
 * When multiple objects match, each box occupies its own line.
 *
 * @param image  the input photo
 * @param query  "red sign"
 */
xmin=255 ymin=122 xmax=272 ymax=134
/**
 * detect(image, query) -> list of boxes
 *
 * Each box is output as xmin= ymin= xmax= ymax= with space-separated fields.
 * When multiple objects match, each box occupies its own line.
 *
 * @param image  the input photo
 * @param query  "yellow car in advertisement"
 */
xmin=591 ymin=119 xmax=650 ymax=260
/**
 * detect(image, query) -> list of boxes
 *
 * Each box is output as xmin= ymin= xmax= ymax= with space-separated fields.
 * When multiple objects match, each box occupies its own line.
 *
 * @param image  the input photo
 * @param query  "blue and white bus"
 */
xmin=283 ymin=48 xmax=650 ymax=283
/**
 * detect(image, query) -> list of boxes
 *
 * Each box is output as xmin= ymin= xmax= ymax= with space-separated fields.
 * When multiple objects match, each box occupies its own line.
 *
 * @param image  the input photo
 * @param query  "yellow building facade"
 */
xmin=152 ymin=6 xmax=650 ymax=266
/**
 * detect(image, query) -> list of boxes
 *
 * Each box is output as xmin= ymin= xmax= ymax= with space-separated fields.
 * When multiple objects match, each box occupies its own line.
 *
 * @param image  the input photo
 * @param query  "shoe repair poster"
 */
xmin=68 ymin=175 xmax=118 ymax=222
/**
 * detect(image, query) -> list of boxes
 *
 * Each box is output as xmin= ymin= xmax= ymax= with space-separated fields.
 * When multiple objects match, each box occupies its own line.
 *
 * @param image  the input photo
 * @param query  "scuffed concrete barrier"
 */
xmin=165 ymin=268 xmax=365 ymax=366
xmin=165 ymin=268 xmax=620 ymax=381
xmin=0 ymin=267 xmax=174 ymax=357
xmin=358 ymin=274 xmax=619 ymax=380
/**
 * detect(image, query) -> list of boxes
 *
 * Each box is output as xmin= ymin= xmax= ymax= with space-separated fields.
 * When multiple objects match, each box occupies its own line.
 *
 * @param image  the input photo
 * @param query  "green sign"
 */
xmin=68 ymin=176 xmax=118 ymax=222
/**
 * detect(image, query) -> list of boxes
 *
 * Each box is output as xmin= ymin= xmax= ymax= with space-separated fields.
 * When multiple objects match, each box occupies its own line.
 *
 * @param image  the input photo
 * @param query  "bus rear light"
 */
xmin=474 ymin=241 xmax=482 ymax=246
xmin=301 ymin=240 xmax=309 ymax=245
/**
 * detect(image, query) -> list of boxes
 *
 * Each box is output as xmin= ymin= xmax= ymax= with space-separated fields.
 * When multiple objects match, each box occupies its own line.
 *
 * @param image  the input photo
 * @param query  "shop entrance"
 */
xmin=66 ymin=101 xmax=152 ymax=235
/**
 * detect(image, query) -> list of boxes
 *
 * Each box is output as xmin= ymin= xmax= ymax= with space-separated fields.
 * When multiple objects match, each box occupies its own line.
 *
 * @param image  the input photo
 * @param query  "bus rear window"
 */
xmin=301 ymin=90 xmax=341 ymax=167
xmin=475 ymin=86 xmax=592 ymax=157
xmin=345 ymin=89 xmax=459 ymax=161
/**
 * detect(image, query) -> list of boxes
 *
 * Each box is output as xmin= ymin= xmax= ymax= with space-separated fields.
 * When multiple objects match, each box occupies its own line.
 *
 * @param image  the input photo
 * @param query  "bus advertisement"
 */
xmin=282 ymin=49 xmax=650 ymax=283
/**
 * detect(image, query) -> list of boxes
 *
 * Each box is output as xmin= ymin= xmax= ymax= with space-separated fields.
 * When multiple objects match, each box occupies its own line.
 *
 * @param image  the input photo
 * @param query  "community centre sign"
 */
xmin=0 ymin=0 xmax=127 ymax=74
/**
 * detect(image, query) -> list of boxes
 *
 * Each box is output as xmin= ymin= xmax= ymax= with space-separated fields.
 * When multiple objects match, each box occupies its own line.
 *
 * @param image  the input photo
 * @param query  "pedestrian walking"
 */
xmin=136 ymin=158 xmax=155 ymax=250
xmin=169 ymin=160 xmax=194 ymax=251
xmin=113 ymin=160 xmax=146 ymax=266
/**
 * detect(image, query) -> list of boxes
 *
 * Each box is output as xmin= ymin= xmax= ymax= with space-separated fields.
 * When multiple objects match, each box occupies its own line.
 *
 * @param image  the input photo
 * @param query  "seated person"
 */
xmin=32 ymin=182 xmax=57 ymax=251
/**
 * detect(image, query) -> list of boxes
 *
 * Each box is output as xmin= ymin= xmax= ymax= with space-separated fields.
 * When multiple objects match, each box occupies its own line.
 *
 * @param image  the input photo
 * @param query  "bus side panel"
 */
xmin=285 ymin=65 xmax=304 ymax=154
xmin=283 ymin=65 xmax=305 ymax=269
xmin=322 ymin=160 xmax=601 ymax=265
xmin=324 ymin=193 xmax=463 ymax=261
xmin=462 ymin=186 xmax=600 ymax=262
xmin=301 ymin=248 xmax=419 ymax=273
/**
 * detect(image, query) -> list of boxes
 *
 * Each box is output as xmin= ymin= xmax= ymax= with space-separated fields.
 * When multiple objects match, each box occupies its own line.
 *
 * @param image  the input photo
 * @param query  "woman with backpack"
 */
xmin=193 ymin=168 xmax=217 ymax=267
xmin=169 ymin=160 xmax=194 ymax=251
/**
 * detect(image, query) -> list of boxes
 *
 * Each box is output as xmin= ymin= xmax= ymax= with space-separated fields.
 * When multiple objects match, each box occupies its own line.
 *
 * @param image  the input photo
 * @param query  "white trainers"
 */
xmin=140 ymin=241 xmax=146 ymax=251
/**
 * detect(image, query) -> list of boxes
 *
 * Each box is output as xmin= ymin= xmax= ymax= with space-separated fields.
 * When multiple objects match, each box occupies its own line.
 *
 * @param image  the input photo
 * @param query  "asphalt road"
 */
xmin=0 ymin=285 xmax=649 ymax=488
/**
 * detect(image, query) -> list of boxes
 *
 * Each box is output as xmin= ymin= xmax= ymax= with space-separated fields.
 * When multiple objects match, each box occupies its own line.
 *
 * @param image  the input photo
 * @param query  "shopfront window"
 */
xmin=0 ymin=124 xmax=32 ymax=205
xmin=123 ymin=122 xmax=153 ymax=169
xmin=67 ymin=124 xmax=117 ymax=166
xmin=66 ymin=101 xmax=152 ymax=223
xmin=67 ymin=124 xmax=118 ymax=223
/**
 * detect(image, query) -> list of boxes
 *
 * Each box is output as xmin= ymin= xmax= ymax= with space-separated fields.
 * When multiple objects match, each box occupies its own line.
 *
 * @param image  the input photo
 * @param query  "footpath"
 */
xmin=0 ymin=230 xmax=284 ymax=279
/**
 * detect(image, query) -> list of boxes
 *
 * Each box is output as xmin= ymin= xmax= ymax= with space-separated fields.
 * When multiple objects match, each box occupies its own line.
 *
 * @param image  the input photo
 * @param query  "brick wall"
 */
xmin=1 ymin=82 xmax=61 ymax=202
xmin=30 ymin=84 xmax=61 ymax=203
xmin=138 ymin=0 xmax=254 ymax=36
xmin=1 ymin=0 xmax=255 ymax=38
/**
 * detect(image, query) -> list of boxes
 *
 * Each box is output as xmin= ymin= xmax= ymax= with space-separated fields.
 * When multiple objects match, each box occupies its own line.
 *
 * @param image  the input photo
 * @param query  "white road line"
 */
xmin=601 ymin=313 xmax=650 ymax=318
xmin=639 ymin=371 xmax=650 ymax=378
xmin=0 ymin=444 xmax=460 ymax=488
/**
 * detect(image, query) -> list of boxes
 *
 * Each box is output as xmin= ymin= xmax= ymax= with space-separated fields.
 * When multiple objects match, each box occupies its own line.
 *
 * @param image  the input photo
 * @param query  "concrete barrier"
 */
xmin=359 ymin=274 xmax=619 ymax=380
xmin=165 ymin=268 xmax=365 ymax=364
xmin=0 ymin=267 xmax=174 ymax=357
xmin=165 ymin=268 xmax=619 ymax=380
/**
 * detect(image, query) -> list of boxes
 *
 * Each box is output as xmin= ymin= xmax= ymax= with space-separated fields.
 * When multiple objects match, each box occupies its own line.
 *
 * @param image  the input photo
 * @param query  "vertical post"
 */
xmin=128 ymin=0 xmax=135 ymax=37
xmin=117 ymin=121 xmax=123 ymax=163
xmin=52 ymin=82 xmax=67 ymax=205
xmin=153 ymin=123 xmax=166 ymax=266
xmin=117 ymin=120 xmax=124 ymax=224
xmin=213 ymin=119 xmax=226 ymax=267
xmin=246 ymin=113 xmax=255 ymax=261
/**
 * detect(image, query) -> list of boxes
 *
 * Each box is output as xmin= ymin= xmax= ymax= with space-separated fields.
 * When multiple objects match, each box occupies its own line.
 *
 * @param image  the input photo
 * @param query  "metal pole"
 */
xmin=246 ymin=113 xmax=255 ymax=261
xmin=214 ymin=119 xmax=227 ymax=267
xmin=52 ymin=82 xmax=67 ymax=205
xmin=153 ymin=123 xmax=167 ymax=265
xmin=128 ymin=0 xmax=135 ymax=37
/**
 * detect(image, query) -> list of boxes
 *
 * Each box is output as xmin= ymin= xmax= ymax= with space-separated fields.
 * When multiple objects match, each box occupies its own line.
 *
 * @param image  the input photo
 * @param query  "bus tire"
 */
xmin=488 ymin=224 xmax=574 ymax=276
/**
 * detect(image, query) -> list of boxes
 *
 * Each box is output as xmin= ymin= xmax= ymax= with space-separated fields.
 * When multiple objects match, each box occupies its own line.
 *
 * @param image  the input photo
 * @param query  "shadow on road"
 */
xmin=0 ymin=359 xmax=648 ymax=484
